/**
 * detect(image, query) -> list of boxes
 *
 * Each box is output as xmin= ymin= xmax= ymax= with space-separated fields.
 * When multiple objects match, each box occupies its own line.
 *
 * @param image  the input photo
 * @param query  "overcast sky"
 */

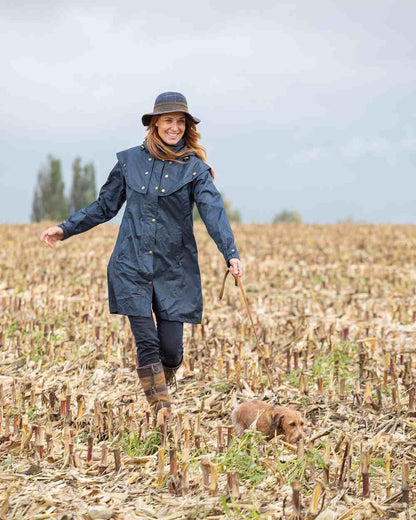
xmin=1 ymin=0 xmax=415 ymax=224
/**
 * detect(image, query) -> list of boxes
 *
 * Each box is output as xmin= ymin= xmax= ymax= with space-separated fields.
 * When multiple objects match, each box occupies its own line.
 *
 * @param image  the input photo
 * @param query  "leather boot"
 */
xmin=162 ymin=358 xmax=183 ymax=391
xmin=136 ymin=361 xmax=171 ymax=414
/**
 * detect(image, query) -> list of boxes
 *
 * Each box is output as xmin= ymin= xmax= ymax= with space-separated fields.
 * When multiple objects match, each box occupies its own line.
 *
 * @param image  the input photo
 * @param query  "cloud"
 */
xmin=342 ymin=135 xmax=416 ymax=159
xmin=285 ymin=134 xmax=416 ymax=166
xmin=1 ymin=0 xmax=416 ymax=223
xmin=341 ymin=137 xmax=392 ymax=158
xmin=287 ymin=146 xmax=328 ymax=165
xmin=401 ymin=137 xmax=416 ymax=151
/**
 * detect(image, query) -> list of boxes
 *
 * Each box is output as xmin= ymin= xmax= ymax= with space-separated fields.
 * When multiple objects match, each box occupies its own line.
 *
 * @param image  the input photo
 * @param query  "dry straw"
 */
xmin=0 ymin=221 xmax=414 ymax=519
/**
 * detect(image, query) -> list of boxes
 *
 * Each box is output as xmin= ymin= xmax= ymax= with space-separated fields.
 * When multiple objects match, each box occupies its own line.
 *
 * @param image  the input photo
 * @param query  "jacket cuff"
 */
xmin=57 ymin=222 xmax=69 ymax=241
xmin=226 ymin=247 xmax=240 ymax=267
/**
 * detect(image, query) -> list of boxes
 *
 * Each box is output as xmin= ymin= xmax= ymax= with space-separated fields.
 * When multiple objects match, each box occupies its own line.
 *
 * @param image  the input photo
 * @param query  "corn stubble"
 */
xmin=0 ymin=222 xmax=415 ymax=519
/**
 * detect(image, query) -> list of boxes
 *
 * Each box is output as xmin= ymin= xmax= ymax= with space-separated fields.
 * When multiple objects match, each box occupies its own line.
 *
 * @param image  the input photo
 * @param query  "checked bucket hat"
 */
xmin=141 ymin=91 xmax=201 ymax=126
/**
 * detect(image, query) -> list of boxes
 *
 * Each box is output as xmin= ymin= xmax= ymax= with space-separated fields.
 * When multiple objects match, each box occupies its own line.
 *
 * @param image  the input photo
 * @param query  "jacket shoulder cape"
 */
xmin=116 ymin=145 xmax=211 ymax=197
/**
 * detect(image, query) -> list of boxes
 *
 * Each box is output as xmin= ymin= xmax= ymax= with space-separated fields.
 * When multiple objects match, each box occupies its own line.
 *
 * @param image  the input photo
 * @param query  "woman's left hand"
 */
xmin=229 ymin=258 xmax=243 ymax=278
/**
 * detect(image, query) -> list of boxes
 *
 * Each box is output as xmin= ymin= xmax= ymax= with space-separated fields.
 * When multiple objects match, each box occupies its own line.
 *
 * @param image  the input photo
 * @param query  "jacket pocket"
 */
xmin=116 ymin=234 xmax=132 ymax=262
xmin=171 ymin=229 xmax=184 ymax=265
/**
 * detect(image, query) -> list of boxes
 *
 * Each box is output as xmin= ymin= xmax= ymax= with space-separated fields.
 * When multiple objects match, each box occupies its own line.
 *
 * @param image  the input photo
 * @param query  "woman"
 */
xmin=40 ymin=91 xmax=242 ymax=417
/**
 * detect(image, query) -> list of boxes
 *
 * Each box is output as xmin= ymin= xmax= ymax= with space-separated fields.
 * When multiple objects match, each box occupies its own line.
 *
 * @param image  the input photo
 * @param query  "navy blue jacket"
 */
xmin=58 ymin=141 xmax=239 ymax=323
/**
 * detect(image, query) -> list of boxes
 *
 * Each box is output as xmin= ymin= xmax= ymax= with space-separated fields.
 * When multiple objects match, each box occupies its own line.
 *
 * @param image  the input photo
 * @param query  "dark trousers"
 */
xmin=128 ymin=291 xmax=184 ymax=368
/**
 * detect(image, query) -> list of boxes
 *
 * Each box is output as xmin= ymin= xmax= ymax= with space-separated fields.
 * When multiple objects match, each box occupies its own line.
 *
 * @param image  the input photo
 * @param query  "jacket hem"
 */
xmin=109 ymin=308 xmax=202 ymax=324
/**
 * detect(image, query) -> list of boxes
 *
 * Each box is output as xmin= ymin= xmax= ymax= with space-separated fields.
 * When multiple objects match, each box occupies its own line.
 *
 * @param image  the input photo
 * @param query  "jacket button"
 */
xmin=161 ymin=189 xmax=166 ymax=193
xmin=168 ymin=161 xmax=172 ymax=164
xmin=141 ymin=186 xmax=145 ymax=190
xmin=148 ymin=157 xmax=152 ymax=161
xmin=193 ymin=172 xmax=196 ymax=176
xmin=148 ymin=250 xmax=153 ymax=254
xmin=122 ymin=163 xmax=126 ymax=167
xmin=151 ymin=218 xmax=156 ymax=222
xmin=145 ymin=171 xmax=149 ymax=175
xmin=155 ymin=186 xmax=158 ymax=190
xmin=141 ymin=145 xmax=145 ymax=150
xmin=148 ymin=281 xmax=152 ymax=285
xmin=165 ymin=174 xmax=169 ymax=178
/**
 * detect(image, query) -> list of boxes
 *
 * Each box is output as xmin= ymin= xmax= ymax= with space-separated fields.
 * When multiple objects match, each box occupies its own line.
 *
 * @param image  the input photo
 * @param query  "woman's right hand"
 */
xmin=40 ymin=226 xmax=64 ymax=249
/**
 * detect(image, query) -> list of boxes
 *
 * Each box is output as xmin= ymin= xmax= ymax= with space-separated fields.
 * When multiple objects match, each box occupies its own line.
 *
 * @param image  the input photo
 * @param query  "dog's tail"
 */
xmin=230 ymin=406 xmax=237 ymax=427
xmin=231 ymin=406 xmax=245 ymax=436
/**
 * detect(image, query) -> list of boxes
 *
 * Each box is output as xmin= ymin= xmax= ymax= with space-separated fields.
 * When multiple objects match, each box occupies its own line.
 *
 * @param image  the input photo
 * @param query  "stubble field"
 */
xmin=0 ymin=222 xmax=415 ymax=519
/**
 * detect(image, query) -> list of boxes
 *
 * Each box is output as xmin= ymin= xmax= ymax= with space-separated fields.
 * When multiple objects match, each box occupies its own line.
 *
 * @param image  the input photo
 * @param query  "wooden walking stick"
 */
xmin=218 ymin=270 xmax=276 ymax=392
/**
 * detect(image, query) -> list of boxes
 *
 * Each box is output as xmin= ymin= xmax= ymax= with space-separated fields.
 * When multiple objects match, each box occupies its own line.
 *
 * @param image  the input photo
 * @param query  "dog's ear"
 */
xmin=271 ymin=413 xmax=284 ymax=431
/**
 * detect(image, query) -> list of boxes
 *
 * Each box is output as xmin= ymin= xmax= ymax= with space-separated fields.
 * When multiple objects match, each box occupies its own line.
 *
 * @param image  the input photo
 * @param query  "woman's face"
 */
xmin=155 ymin=112 xmax=186 ymax=145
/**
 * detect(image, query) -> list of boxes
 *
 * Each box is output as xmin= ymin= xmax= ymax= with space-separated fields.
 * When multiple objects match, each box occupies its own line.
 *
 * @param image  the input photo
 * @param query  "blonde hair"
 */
xmin=145 ymin=114 xmax=214 ymax=178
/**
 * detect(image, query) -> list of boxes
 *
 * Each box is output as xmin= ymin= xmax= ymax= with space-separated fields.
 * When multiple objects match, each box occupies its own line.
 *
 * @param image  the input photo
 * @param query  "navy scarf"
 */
xmin=167 ymin=137 xmax=186 ymax=153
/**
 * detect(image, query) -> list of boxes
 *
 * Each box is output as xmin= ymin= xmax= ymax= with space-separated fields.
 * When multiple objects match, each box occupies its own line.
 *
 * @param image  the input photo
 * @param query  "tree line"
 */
xmin=31 ymin=156 xmax=97 ymax=222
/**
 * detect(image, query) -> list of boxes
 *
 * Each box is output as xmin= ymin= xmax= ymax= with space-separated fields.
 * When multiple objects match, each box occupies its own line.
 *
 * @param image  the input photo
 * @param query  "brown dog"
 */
xmin=231 ymin=400 xmax=305 ymax=444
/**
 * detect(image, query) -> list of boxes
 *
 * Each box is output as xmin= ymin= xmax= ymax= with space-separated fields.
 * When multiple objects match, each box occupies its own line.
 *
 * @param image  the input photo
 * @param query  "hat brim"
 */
xmin=141 ymin=110 xmax=200 ymax=127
